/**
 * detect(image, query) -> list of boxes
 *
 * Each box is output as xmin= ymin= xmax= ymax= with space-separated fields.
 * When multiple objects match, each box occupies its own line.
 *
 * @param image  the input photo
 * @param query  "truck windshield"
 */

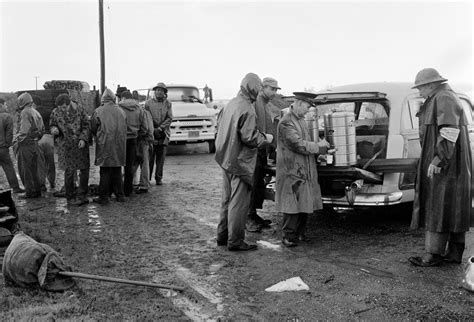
xmin=167 ymin=87 xmax=200 ymax=102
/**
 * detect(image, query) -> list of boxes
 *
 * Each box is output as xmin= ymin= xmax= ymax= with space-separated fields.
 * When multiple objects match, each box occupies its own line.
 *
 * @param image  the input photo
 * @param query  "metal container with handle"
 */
xmin=324 ymin=111 xmax=357 ymax=166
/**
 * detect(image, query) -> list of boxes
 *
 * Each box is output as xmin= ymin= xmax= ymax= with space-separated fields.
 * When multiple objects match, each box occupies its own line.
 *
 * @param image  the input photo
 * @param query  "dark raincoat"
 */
xmin=275 ymin=107 xmax=323 ymax=214
xmin=411 ymin=83 xmax=473 ymax=232
xmin=214 ymin=73 xmax=267 ymax=186
xmin=91 ymin=89 xmax=127 ymax=167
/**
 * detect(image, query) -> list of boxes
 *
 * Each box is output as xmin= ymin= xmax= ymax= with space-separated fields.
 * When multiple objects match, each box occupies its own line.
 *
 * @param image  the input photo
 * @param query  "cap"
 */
xmin=262 ymin=77 xmax=281 ymax=89
xmin=293 ymin=92 xmax=317 ymax=106
xmin=152 ymin=82 xmax=168 ymax=92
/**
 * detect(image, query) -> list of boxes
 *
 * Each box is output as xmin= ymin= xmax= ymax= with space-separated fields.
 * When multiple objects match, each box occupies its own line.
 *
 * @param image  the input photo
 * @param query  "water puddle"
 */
xmin=157 ymin=262 xmax=224 ymax=320
xmin=87 ymin=206 xmax=102 ymax=233
xmin=55 ymin=199 xmax=69 ymax=215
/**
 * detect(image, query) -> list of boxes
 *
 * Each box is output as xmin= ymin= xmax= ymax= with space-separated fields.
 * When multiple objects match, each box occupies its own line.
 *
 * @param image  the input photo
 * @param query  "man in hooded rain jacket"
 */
xmin=91 ymin=89 xmax=127 ymax=204
xmin=13 ymin=93 xmax=44 ymax=198
xmin=276 ymin=93 xmax=329 ymax=247
xmin=409 ymin=68 xmax=472 ymax=267
xmin=118 ymin=90 xmax=148 ymax=196
xmin=215 ymin=73 xmax=273 ymax=251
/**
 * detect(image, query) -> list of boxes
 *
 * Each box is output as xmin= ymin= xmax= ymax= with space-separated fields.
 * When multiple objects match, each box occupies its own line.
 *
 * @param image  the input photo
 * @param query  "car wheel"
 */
xmin=208 ymin=140 xmax=216 ymax=154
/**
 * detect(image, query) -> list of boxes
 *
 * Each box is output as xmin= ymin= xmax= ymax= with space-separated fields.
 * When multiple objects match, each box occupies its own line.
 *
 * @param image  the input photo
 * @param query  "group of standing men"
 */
xmin=215 ymin=73 xmax=330 ymax=251
xmin=215 ymin=69 xmax=472 ymax=266
xmin=0 ymin=82 xmax=173 ymax=206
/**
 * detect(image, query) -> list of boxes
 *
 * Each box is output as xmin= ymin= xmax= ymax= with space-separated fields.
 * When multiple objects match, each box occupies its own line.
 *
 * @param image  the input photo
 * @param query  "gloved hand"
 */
xmin=427 ymin=163 xmax=441 ymax=179
xmin=265 ymin=133 xmax=274 ymax=144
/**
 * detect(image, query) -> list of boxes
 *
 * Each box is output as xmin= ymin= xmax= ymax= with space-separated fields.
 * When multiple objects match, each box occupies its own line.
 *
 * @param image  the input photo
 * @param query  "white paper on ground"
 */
xmin=265 ymin=276 xmax=309 ymax=292
xmin=256 ymin=240 xmax=281 ymax=250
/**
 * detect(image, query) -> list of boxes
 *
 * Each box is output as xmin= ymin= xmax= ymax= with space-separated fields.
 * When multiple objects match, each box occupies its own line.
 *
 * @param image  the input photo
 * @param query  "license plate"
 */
xmin=188 ymin=131 xmax=199 ymax=138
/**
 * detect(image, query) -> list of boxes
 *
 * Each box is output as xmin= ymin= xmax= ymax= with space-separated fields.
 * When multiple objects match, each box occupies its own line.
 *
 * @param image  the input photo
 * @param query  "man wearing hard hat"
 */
xmin=409 ymin=68 xmax=472 ymax=267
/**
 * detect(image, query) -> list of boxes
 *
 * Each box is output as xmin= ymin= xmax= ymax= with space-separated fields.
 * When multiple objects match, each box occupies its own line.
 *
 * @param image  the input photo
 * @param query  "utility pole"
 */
xmin=99 ymin=0 xmax=105 ymax=94
xmin=34 ymin=76 xmax=39 ymax=90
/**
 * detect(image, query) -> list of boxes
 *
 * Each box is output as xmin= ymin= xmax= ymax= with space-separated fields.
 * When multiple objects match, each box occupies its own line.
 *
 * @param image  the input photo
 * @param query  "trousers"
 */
xmin=0 ymin=147 xmax=20 ymax=190
xmin=17 ymin=142 xmax=42 ymax=196
xmin=217 ymin=170 xmax=251 ymax=248
xmin=99 ymin=167 xmax=123 ymax=200
xmin=38 ymin=134 xmax=56 ymax=189
xmin=149 ymin=144 xmax=166 ymax=181
xmin=282 ymin=213 xmax=309 ymax=239
xmin=124 ymin=138 xmax=137 ymax=196
xmin=65 ymin=168 xmax=89 ymax=200
xmin=133 ymin=140 xmax=151 ymax=190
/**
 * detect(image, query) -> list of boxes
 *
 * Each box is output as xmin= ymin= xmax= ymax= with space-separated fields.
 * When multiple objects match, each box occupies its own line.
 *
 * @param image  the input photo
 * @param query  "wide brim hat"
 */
xmin=152 ymin=82 xmax=168 ymax=93
xmin=412 ymin=68 xmax=448 ymax=89
xmin=293 ymin=92 xmax=317 ymax=106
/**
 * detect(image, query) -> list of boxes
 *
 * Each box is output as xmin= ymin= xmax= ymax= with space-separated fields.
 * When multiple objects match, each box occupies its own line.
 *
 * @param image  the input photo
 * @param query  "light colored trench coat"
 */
xmin=275 ymin=108 xmax=323 ymax=214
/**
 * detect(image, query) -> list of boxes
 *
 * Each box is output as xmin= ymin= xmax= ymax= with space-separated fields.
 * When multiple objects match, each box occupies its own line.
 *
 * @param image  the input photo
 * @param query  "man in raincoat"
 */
xmin=145 ymin=82 xmax=173 ymax=186
xmin=118 ymin=90 xmax=148 ymax=196
xmin=247 ymin=77 xmax=281 ymax=232
xmin=409 ymin=68 xmax=472 ymax=266
xmin=50 ymin=94 xmax=90 ymax=206
xmin=215 ymin=73 xmax=273 ymax=251
xmin=0 ymin=98 xmax=24 ymax=193
xmin=13 ymin=93 xmax=44 ymax=198
xmin=275 ymin=93 xmax=328 ymax=247
xmin=91 ymin=89 xmax=127 ymax=205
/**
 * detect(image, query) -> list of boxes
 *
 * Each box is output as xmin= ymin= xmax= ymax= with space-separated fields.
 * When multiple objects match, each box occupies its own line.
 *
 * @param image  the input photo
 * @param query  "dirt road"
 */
xmin=1 ymin=143 xmax=473 ymax=320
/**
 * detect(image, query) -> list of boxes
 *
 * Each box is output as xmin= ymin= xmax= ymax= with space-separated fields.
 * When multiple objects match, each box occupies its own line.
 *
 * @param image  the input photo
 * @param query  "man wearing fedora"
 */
xmin=409 ymin=68 xmax=472 ymax=267
xmin=276 ymin=93 xmax=329 ymax=247
xmin=145 ymin=82 xmax=173 ymax=185
xmin=247 ymin=77 xmax=281 ymax=232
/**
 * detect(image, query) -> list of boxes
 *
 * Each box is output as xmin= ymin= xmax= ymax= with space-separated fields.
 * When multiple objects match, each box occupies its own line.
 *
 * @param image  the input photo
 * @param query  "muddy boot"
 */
xmin=444 ymin=243 xmax=465 ymax=264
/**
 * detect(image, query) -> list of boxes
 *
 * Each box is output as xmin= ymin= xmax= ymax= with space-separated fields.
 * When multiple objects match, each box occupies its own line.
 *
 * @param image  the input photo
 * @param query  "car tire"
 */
xmin=208 ymin=140 xmax=216 ymax=154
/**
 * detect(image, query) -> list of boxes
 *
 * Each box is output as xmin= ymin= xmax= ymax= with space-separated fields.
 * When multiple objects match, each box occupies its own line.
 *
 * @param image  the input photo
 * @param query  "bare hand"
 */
xmin=78 ymin=140 xmax=85 ymax=149
xmin=51 ymin=127 xmax=59 ymax=136
xmin=265 ymin=133 xmax=274 ymax=144
xmin=427 ymin=164 xmax=441 ymax=179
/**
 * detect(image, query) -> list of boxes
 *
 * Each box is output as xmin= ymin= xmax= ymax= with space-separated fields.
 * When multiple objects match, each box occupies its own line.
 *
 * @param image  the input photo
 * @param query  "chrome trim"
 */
xmin=322 ymin=192 xmax=403 ymax=206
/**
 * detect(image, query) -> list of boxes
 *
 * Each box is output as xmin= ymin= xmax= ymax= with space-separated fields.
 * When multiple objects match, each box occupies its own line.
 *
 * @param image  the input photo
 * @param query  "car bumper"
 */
xmin=170 ymin=132 xmax=216 ymax=142
xmin=322 ymin=192 xmax=403 ymax=207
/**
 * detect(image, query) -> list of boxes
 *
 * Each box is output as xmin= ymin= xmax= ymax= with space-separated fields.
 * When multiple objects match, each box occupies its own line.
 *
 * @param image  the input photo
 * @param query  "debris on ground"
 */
xmin=265 ymin=276 xmax=309 ymax=292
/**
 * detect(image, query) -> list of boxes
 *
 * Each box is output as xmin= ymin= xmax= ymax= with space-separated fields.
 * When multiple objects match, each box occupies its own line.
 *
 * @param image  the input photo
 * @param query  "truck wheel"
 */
xmin=208 ymin=140 xmax=216 ymax=154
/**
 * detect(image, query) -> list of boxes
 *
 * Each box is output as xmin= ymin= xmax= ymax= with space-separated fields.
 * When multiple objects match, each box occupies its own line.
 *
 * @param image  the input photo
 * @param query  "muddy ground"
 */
xmin=0 ymin=143 xmax=473 ymax=320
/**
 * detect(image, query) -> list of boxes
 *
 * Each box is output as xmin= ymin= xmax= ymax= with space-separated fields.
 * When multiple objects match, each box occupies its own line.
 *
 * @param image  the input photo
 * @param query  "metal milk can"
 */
xmin=324 ymin=111 xmax=357 ymax=166
xmin=304 ymin=106 xmax=319 ymax=142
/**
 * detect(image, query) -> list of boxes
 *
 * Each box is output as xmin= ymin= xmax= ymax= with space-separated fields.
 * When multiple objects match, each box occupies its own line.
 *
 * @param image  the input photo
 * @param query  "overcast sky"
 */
xmin=1 ymin=0 xmax=472 ymax=99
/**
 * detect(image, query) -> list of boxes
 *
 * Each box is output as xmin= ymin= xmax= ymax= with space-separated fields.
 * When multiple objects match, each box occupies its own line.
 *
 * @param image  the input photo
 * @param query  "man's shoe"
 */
xmin=253 ymin=214 xmax=272 ymax=228
xmin=12 ymin=188 xmax=25 ymax=193
xmin=116 ymin=196 xmax=126 ymax=202
xmin=246 ymin=221 xmax=263 ymax=233
xmin=282 ymin=238 xmax=298 ymax=247
xmin=408 ymin=254 xmax=443 ymax=267
xmin=228 ymin=242 xmax=257 ymax=251
xmin=18 ymin=192 xmax=41 ymax=199
xmin=92 ymin=197 xmax=109 ymax=205
xmin=216 ymin=239 xmax=227 ymax=246
xmin=135 ymin=188 xmax=148 ymax=194
xmin=156 ymin=179 xmax=163 ymax=186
